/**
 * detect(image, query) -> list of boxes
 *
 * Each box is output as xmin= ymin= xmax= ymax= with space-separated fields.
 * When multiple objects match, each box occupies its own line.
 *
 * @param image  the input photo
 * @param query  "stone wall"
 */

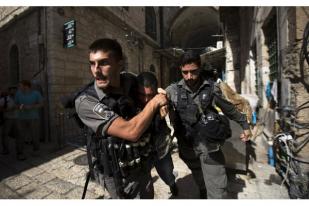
xmin=220 ymin=7 xmax=241 ymax=92
xmin=281 ymin=7 xmax=309 ymax=120
xmin=0 ymin=6 xmax=174 ymax=142
xmin=0 ymin=8 xmax=44 ymax=88
xmin=44 ymin=7 xmax=165 ymax=140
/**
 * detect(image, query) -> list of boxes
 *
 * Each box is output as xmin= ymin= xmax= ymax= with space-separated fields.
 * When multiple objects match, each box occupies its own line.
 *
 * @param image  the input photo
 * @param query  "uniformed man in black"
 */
xmin=75 ymin=38 xmax=168 ymax=199
xmin=164 ymin=51 xmax=251 ymax=199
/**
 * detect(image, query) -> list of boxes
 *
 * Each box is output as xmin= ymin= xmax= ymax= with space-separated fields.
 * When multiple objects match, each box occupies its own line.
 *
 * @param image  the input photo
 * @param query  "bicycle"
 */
xmin=273 ymin=100 xmax=309 ymax=199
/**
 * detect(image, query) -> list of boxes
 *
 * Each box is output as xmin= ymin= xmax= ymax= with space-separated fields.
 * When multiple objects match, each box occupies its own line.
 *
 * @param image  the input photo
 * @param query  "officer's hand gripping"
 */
xmin=240 ymin=129 xmax=252 ymax=142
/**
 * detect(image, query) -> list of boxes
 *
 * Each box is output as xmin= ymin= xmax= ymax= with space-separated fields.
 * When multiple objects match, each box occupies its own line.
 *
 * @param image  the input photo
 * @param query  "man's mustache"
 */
xmin=95 ymin=72 xmax=108 ymax=80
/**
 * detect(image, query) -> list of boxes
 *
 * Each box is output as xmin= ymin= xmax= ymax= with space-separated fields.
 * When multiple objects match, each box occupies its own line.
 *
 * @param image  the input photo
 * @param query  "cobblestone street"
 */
xmin=0 ymin=134 xmax=289 ymax=199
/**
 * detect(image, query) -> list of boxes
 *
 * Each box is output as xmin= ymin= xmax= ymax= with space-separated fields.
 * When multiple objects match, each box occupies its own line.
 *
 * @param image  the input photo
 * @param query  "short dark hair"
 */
xmin=137 ymin=72 xmax=158 ymax=92
xmin=179 ymin=50 xmax=201 ymax=67
xmin=20 ymin=80 xmax=31 ymax=88
xmin=89 ymin=38 xmax=123 ymax=61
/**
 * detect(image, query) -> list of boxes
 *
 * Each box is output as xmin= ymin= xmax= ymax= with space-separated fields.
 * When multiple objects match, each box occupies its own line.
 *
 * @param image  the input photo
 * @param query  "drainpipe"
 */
xmin=276 ymin=7 xmax=282 ymax=107
xmin=43 ymin=7 xmax=51 ymax=142
xmin=159 ymin=7 xmax=164 ymax=87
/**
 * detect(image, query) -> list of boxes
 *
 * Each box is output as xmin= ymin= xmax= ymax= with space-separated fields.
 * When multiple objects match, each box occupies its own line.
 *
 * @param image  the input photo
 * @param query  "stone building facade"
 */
xmin=220 ymin=7 xmax=309 ymax=168
xmin=0 ymin=6 xmax=180 ymax=143
xmin=220 ymin=7 xmax=309 ymax=113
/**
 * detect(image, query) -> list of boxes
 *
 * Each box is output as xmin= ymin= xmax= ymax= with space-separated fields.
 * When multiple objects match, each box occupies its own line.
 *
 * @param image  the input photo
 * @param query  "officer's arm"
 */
xmin=76 ymin=93 xmax=167 ymax=142
xmin=213 ymin=84 xmax=250 ymax=130
xmin=107 ymin=93 xmax=167 ymax=141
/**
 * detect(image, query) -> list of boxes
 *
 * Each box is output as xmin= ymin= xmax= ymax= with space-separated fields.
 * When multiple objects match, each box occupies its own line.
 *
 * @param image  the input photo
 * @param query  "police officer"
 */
xmin=164 ymin=51 xmax=251 ymax=199
xmin=136 ymin=71 xmax=178 ymax=196
xmin=75 ymin=38 xmax=168 ymax=199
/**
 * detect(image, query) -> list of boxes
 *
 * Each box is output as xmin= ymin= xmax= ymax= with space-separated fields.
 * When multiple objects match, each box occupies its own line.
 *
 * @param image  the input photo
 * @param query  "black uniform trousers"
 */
xmin=177 ymin=136 xmax=227 ymax=199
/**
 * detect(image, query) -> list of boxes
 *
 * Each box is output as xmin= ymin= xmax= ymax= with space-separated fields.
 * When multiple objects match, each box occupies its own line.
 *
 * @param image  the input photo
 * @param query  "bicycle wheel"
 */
xmin=288 ymin=160 xmax=309 ymax=198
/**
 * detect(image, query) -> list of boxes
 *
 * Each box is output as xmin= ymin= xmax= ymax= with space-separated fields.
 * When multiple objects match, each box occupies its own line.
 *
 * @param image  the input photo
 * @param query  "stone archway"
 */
xmin=169 ymin=7 xmax=221 ymax=51
xmin=168 ymin=7 xmax=224 ymax=80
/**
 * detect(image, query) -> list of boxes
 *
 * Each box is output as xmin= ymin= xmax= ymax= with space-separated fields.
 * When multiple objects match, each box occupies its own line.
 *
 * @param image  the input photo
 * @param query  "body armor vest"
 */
xmin=175 ymin=80 xmax=231 ymax=143
xmin=176 ymin=82 xmax=214 ymax=126
xmin=175 ymin=81 xmax=214 ymax=139
xmin=83 ymin=84 xmax=154 ymax=178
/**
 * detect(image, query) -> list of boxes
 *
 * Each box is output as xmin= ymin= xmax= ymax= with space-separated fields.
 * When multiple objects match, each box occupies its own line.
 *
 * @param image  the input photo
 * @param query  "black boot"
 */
xmin=170 ymin=183 xmax=179 ymax=196
xmin=199 ymin=188 xmax=207 ymax=199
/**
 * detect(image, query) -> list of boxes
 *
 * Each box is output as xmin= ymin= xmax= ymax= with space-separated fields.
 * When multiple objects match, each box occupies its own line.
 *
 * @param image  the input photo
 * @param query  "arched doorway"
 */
xmin=169 ymin=7 xmax=221 ymax=51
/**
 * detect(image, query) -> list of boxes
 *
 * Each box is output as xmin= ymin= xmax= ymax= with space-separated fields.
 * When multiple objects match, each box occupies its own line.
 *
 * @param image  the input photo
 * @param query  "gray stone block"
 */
xmin=0 ymin=183 xmax=21 ymax=199
xmin=34 ymin=172 xmax=57 ymax=184
xmin=4 ymin=175 xmax=32 ymax=190
xmin=43 ymin=177 xmax=76 ymax=194
xmin=16 ymin=182 xmax=53 ymax=199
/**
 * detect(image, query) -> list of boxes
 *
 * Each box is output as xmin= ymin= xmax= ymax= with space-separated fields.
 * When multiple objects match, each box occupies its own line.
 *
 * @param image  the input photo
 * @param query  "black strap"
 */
xmin=85 ymin=128 xmax=94 ymax=177
xmin=176 ymin=85 xmax=189 ymax=108
xmin=81 ymin=128 xmax=95 ymax=199
xmin=197 ymin=81 xmax=215 ymax=115
xmin=82 ymin=171 xmax=91 ymax=199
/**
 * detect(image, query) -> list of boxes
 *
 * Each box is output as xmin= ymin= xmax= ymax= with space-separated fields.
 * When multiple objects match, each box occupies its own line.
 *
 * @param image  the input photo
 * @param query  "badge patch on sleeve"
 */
xmin=93 ymin=103 xmax=114 ymax=120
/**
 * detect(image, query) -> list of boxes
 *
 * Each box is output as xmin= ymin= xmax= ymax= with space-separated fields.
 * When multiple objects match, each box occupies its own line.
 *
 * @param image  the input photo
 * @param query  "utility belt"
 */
xmin=114 ymin=135 xmax=153 ymax=175
xmin=91 ymin=133 xmax=154 ymax=179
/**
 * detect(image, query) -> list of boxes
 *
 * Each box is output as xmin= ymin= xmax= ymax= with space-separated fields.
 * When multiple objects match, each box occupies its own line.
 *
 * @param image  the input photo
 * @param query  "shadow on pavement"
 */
xmin=226 ymin=169 xmax=247 ymax=199
xmin=170 ymin=174 xmax=199 ymax=199
xmin=264 ymin=174 xmax=283 ymax=186
xmin=0 ymin=140 xmax=79 ymax=182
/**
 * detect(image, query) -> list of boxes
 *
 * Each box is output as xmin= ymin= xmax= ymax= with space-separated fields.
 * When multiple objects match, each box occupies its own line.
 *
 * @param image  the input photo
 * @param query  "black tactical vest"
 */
xmin=175 ymin=80 xmax=231 ymax=143
xmin=176 ymin=82 xmax=214 ymax=125
xmin=83 ymin=83 xmax=154 ymax=177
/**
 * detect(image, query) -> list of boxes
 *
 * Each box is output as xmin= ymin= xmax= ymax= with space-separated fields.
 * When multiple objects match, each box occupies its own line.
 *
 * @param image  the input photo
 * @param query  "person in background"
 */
xmin=0 ymin=86 xmax=18 ymax=155
xmin=15 ymin=80 xmax=43 ymax=160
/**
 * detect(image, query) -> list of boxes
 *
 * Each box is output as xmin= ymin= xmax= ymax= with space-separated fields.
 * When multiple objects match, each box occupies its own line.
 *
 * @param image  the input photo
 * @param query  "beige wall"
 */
xmin=44 ymin=7 xmax=166 ymax=139
xmin=0 ymin=6 xmax=176 ymax=142
xmin=0 ymin=8 xmax=43 ymax=88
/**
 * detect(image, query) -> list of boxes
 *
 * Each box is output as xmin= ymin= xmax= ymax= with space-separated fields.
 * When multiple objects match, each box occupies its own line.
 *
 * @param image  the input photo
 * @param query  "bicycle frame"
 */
xmin=273 ymin=99 xmax=309 ymax=198
xmin=273 ymin=132 xmax=309 ymax=198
